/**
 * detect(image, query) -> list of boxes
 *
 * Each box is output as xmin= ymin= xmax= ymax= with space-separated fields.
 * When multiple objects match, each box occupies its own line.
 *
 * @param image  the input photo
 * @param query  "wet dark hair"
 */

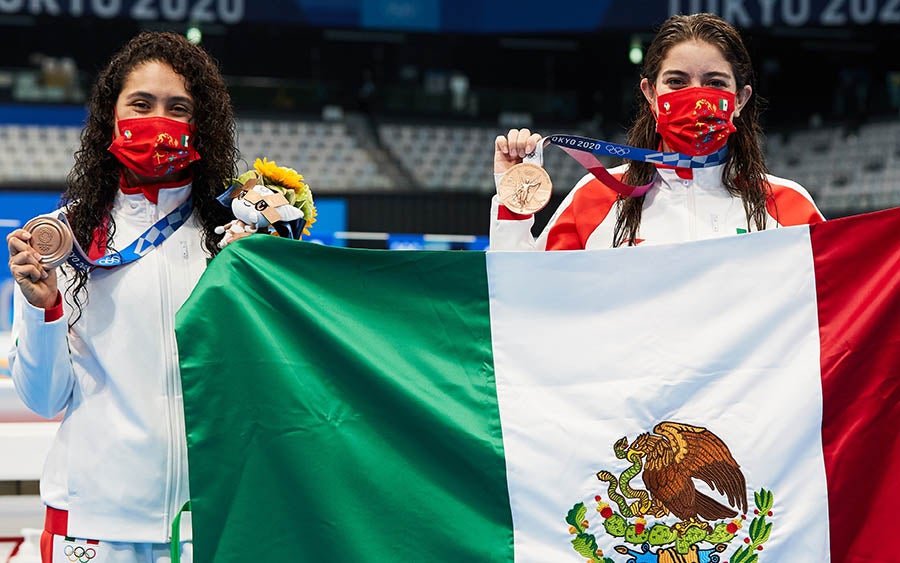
xmin=613 ymin=13 xmax=770 ymax=247
xmin=62 ymin=31 xmax=237 ymax=321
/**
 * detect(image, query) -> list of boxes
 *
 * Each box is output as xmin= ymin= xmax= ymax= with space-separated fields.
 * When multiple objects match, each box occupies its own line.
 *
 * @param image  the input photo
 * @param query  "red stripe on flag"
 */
xmin=811 ymin=206 xmax=900 ymax=562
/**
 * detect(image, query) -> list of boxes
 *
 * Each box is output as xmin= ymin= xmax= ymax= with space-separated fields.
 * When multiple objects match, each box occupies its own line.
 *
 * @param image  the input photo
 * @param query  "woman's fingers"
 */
xmin=494 ymin=128 xmax=542 ymax=174
xmin=7 ymin=230 xmax=46 ymax=278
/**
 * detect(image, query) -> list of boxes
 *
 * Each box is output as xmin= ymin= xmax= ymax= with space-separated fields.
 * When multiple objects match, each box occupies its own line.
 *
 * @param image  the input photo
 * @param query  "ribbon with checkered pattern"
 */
xmin=58 ymin=197 xmax=193 ymax=272
xmin=525 ymin=134 xmax=729 ymax=198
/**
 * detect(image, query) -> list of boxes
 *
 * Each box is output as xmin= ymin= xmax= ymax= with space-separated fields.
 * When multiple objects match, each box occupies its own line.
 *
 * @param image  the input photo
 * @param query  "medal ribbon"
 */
xmin=57 ymin=197 xmax=193 ymax=272
xmin=524 ymin=134 xmax=729 ymax=197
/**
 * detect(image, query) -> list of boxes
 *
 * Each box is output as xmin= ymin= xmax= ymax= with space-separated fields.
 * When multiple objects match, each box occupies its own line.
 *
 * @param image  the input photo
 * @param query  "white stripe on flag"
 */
xmin=487 ymin=225 xmax=830 ymax=562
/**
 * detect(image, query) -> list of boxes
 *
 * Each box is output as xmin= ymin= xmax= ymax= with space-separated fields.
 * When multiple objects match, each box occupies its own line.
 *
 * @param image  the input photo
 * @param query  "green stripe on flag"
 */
xmin=176 ymin=237 xmax=513 ymax=562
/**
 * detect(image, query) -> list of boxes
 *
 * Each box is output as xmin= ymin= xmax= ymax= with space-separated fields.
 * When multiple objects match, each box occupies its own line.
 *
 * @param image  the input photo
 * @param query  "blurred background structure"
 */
xmin=0 ymin=1 xmax=898 ymax=553
xmin=0 ymin=1 xmax=898 ymax=227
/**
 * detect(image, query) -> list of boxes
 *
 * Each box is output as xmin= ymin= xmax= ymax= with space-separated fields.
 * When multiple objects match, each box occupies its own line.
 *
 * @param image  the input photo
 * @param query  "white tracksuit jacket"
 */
xmin=8 ymin=184 xmax=205 ymax=543
xmin=490 ymin=164 xmax=824 ymax=250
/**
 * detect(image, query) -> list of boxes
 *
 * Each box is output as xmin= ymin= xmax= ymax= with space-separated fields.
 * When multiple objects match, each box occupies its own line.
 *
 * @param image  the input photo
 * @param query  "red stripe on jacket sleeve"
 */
xmin=44 ymin=291 xmax=63 ymax=322
xmin=497 ymin=206 xmax=532 ymax=221
xmin=766 ymin=183 xmax=824 ymax=226
xmin=546 ymin=178 xmax=619 ymax=251
xmin=811 ymin=206 xmax=900 ymax=562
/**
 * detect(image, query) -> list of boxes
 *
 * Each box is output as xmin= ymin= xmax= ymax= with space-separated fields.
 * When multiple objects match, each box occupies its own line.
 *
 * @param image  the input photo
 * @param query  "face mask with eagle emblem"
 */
xmin=108 ymin=115 xmax=200 ymax=178
xmin=654 ymin=87 xmax=737 ymax=157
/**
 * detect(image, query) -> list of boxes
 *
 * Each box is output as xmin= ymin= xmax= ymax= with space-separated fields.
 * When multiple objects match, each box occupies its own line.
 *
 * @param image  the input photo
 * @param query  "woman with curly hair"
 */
xmin=7 ymin=31 xmax=238 ymax=562
xmin=490 ymin=13 xmax=824 ymax=251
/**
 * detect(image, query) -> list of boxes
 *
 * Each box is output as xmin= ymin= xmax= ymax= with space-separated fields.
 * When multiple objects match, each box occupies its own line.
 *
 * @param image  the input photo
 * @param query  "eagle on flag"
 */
xmin=628 ymin=421 xmax=748 ymax=533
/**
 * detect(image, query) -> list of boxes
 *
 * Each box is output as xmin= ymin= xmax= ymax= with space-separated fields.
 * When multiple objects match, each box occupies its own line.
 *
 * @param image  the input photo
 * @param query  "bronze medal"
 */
xmin=23 ymin=216 xmax=74 ymax=269
xmin=497 ymin=162 xmax=553 ymax=214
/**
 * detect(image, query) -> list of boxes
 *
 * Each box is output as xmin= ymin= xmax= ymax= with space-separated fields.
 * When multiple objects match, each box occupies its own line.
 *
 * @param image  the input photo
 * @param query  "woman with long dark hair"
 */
xmin=490 ymin=13 xmax=823 ymax=251
xmin=7 ymin=31 xmax=238 ymax=562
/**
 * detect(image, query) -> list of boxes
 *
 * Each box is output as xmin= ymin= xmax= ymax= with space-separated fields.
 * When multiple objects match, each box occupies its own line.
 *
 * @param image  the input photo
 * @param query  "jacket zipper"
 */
xmin=157 ymin=207 xmax=181 ymax=541
xmin=687 ymin=179 xmax=697 ymax=240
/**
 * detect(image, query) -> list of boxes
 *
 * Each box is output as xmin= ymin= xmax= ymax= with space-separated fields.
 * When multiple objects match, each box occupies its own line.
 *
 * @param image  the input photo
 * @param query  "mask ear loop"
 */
xmin=112 ymin=107 xmax=121 ymax=141
xmin=110 ymin=107 xmax=131 ymax=145
xmin=652 ymin=86 xmax=670 ymax=134
xmin=733 ymin=86 xmax=748 ymax=121
xmin=645 ymin=84 xmax=664 ymax=133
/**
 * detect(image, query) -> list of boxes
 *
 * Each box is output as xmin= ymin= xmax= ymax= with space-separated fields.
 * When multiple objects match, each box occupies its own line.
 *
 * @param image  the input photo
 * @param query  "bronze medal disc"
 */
xmin=23 ymin=216 xmax=74 ymax=269
xmin=497 ymin=162 xmax=553 ymax=215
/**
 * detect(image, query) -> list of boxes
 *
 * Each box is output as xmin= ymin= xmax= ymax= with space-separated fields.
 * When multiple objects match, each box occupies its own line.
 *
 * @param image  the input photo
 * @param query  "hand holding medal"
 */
xmin=494 ymin=128 xmax=553 ymax=214
xmin=6 ymin=218 xmax=67 ymax=309
xmin=495 ymin=126 xmax=732 ymax=215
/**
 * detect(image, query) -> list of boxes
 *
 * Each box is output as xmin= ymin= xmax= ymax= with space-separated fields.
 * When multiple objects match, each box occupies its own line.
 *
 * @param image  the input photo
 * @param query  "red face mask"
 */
xmin=654 ymin=87 xmax=737 ymax=156
xmin=108 ymin=116 xmax=200 ymax=178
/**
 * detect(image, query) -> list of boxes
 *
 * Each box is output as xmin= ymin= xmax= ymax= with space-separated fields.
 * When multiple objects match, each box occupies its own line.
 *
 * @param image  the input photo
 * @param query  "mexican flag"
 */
xmin=176 ymin=206 xmax=900 ymax=563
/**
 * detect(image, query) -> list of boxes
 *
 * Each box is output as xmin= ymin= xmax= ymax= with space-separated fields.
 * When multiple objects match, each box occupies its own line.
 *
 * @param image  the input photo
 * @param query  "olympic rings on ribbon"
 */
xmin=604 ymin=144 xmax=630 ymax=156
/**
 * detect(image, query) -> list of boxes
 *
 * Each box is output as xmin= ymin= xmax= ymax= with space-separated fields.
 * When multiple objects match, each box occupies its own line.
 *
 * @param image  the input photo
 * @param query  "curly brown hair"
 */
xmin=62 ymin=31 xmax=237 ymax=319
xmin=613 ymin=13 xmax=770 ymax=247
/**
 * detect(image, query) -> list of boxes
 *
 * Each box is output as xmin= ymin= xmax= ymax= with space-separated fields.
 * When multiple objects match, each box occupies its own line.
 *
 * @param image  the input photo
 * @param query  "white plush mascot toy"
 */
xmin=215 ymin=158 xmax=315 ymax=248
